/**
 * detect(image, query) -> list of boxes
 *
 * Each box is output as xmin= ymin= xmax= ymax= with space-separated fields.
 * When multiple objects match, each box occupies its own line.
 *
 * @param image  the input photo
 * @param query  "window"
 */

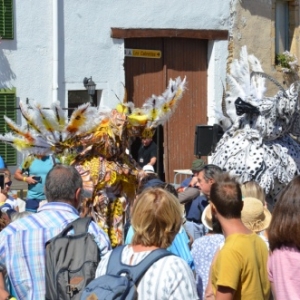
xmin=0 ymin=0 xmax=13 ymax=39
xmin=275 ymin=0 xmax=289 ymax=54
xmin=68 ymin=90 xmax=101 ymax=118
xmin=0 ymin=89 xmax=17 ymax=165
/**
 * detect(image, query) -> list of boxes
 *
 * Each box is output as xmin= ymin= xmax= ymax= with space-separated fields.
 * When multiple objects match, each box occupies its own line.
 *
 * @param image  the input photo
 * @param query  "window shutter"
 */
xmin=0 ymin=90 xmax=17 ymax=165
xmin=0 ymin=0 xmax=13 ymax=39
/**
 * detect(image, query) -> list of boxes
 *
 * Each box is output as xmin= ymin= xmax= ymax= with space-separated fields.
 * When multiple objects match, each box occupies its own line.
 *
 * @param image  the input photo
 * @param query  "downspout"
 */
xmin=52 ymin=0 xmax=58 ymax=103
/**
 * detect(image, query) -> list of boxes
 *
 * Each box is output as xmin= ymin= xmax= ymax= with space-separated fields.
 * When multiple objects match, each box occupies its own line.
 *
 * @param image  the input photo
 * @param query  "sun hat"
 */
xmin=142 ymin=165 xmax=155 ymax=174
xmin=191 ymin=159 xmax=205 ymax=172
xmin=201 ymin=205 xmax=213 ymax=231
xmin=241 ymin=197 xmax=272 ymax=232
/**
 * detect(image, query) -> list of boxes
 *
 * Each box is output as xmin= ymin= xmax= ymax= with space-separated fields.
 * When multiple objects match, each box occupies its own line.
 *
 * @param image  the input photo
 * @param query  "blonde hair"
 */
xmin=241 ymin=181 xmax=266 ymax=205
xmin=131 ymin=188 xmax=182 ymax=248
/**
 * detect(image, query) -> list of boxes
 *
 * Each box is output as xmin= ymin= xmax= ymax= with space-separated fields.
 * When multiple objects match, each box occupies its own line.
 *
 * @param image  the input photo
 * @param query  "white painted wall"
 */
xmin=1 ymin=0 xmax=231 ymax=164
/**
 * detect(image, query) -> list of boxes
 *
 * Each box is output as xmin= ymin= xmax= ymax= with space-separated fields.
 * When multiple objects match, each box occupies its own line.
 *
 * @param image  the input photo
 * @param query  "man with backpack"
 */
xmin=0 ymin=165 xmax=111 ymax=299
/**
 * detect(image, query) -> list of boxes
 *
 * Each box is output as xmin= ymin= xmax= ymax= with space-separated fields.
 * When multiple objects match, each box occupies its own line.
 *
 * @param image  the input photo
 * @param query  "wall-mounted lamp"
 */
xmin=83 ymin=76 xmax=96 ymax=105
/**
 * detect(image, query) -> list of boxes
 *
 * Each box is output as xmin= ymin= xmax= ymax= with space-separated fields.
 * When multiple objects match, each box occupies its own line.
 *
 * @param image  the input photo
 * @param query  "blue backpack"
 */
xmin=81 ymin=245 xmax=173 ymax=300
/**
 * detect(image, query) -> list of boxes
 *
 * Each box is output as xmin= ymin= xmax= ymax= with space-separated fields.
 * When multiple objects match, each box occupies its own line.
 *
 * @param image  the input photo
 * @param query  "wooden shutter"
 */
xmin=0 ymin=0 xmax=13 ymax=39
xmin=0 ymin=90 xmax=17 ymax=165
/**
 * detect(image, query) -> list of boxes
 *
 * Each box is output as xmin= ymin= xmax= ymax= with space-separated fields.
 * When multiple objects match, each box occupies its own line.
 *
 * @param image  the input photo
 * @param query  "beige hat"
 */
xmin=201 ymin=205 xmax=213 ymax=231
xmin=241 ymin=197 xmax=272 ymax=232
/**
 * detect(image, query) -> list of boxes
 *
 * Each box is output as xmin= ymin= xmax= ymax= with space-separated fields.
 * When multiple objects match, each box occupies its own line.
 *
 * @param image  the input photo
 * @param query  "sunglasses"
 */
xmin=5 ymin=181 xmax=12 ymax=187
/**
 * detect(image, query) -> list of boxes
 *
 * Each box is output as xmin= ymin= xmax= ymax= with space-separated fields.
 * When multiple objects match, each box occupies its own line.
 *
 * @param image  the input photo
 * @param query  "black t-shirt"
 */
xmin=137 ymin=141 xmax=157 ymax=168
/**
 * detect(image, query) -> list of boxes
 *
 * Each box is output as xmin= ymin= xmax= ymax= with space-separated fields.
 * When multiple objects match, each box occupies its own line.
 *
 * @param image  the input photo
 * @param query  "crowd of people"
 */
xmin=0 ymin=156 xmax=299 ymax=299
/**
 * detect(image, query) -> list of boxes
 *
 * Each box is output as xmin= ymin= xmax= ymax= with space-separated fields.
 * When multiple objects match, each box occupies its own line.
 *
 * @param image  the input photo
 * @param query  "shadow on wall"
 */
xmin=0 ymin=49 xmax=16 ymax=88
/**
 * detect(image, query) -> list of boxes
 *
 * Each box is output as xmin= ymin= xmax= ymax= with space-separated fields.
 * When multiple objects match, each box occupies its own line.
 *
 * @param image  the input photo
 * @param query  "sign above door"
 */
xmin=125 ymin=48 xmax=161 ymax=59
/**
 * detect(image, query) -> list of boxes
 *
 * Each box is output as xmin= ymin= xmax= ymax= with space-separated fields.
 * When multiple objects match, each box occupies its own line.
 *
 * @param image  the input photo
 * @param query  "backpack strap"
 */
xmin=57 ymin=217 xmax=92 ymax=238
xmin=106 ymin=245 xmax=173 ymax=284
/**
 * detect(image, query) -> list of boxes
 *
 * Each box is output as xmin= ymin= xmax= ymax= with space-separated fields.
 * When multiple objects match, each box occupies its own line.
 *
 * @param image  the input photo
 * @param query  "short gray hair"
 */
xmin=45 ymin=165 xmax=83 ymax=203
xmin=202 ymin=164 xmax=223 ymax=182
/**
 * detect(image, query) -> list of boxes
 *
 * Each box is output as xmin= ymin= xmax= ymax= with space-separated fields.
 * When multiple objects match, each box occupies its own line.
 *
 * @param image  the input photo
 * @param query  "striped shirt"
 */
xmin=96 ymin=245 xmax=199 ymax=300
xmin=0 ymin=202 xmax=111 ymax=299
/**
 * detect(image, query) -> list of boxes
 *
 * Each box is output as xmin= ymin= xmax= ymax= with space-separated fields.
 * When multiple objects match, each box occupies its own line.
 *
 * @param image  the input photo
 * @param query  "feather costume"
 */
xmin=212 ymin=46 xmax=300 ymax=207
xmin=0 ymin=76 xmax=187 ymax=246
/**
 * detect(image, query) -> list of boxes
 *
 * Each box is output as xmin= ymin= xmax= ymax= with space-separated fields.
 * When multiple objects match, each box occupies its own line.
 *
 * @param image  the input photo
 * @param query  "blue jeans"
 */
xmin=184 ymin=221 xmax=208 ymax=240
xmin=25 ymin=199 xmax=43 ymax=213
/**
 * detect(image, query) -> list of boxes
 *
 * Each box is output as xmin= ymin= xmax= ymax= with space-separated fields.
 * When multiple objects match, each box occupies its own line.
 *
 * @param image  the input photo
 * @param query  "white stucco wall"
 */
xmin=1 ymin=0 xmax=231 ymax=106
xmin=1 ymin=0 xmax=232 ymax=165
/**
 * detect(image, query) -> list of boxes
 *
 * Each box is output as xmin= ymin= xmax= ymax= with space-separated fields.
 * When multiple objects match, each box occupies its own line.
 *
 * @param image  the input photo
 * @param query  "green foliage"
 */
xmin=276 ymin=51 xmax=298 ymax=74
xmin=276 ymin=53 xmax=291 ymax=69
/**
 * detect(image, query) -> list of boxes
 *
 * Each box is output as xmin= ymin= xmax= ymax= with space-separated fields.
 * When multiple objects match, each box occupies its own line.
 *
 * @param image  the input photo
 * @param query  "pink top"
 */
xmin=268 ymin=246 xmax=300 ymax=300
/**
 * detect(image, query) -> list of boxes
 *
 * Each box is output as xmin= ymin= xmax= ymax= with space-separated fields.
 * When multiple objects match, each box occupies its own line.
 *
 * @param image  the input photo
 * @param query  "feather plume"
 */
xmin=0 ymin=133 xmax=36 ymax=152
xmin=147 ymin=76 xmax=187 ymax=127
xmin=3 ymin=116 xmax=35 ymax=142
xmin=66 ymin=103 xmax=90 ymax=134
xmin=163 ymin=77 xmax=186 ymax=112
xmin=143 ymin=96 xmax=164 ymax=125
xmin=221 ymin=82 xmax=230 ymax=119
xmin=251 ymin=71 xmax=288 ymax=98
xmin=51 ymin=101 xmax=66 ymax=128
xmin=227 ymin=74 xmax=246 ymax=99
xmin=66 ymin=103 xmax=101 ymax=135
xmin=230 ymin=46 xmax=251 ymax=96
xmin=19 ymin=101 xmax=42 ymax=134
xmin=127 ymin=108 xmax=148 ymax=126
xmin=50 ymin=101 xmax=66 ymax=142
xmin=248 ymin=55 xmax=266 ymax=100
xmin=31 ymin=102 xmax=60 ymax=143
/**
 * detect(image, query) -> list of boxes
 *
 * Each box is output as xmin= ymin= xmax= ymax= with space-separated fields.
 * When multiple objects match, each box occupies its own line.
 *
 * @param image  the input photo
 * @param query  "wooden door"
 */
xmin=125 ymin=38 xmax=207 ymax=182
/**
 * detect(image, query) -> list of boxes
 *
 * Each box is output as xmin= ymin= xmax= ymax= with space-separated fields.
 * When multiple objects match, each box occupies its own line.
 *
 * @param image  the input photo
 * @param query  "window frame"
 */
xmin=0 ymin=88 xmax=17 ymax=165
xmin=0 ymin=0 xmax=14 ymax=39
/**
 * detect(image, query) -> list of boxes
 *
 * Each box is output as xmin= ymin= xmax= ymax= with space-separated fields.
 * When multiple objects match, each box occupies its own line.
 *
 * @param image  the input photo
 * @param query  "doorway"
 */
xmin=125 ymin=37 xmax=208 ymax=182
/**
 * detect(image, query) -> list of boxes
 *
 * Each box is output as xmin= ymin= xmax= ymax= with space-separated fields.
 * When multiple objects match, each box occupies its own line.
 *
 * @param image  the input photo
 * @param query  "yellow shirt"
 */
xmin=212 ymin=233 xmax=270 ymax=300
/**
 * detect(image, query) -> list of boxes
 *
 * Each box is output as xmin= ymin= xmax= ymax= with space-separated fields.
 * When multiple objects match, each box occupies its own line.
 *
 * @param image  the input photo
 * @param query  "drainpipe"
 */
xmin=52 ymin=0 xmax=58 ymax=103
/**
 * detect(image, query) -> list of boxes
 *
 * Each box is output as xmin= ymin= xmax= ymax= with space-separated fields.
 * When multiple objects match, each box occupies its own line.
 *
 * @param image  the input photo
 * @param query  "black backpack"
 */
xmin=80 ymin=245 xmax=173 ymax=300
xmin=45 ymin=217 xmax=100 ymax=300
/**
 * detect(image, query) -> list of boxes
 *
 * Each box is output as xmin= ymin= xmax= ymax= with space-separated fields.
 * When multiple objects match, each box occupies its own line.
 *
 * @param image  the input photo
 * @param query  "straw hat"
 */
xmin=201 ymin=205 xmax=213 ymax=231
xmin=241 ymin=197 xmax=272 ymax=232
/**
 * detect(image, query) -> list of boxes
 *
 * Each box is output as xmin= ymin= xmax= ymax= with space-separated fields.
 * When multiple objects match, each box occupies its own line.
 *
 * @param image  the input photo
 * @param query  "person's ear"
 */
xmin=210 ymin=202 xmax=217 ymax=214
xmin=240 ymin=201 xmax=244 ymax=211
xmin=74 ymin=188 xmax=82 ymax=208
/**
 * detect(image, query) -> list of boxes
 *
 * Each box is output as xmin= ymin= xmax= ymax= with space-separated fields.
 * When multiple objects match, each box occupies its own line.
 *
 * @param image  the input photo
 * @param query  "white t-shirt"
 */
xmin=96 ymin=245 xmax=199 ymax=300
xmin=1 ymin=195 xmax=18 ymax=213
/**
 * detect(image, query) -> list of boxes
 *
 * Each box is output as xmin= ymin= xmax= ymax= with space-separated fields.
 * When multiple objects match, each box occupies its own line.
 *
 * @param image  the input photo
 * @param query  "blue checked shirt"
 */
xmin=0 ymin=202 xmax=111 ymax=299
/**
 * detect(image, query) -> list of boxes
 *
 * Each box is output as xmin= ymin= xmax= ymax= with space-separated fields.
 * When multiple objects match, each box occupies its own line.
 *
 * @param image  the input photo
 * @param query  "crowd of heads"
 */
xmin=1 ymin=156 xmax=299 ymax=299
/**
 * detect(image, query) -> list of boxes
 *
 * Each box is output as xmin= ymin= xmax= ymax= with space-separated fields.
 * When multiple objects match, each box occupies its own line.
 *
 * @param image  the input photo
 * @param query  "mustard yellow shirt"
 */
xmin=212 ymin=233 xmax=270 ymax=299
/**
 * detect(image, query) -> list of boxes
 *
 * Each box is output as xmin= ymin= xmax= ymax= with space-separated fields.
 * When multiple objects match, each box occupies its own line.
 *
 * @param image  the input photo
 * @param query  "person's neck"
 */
xmin=219 ymin=216 xmax=252 ymax=238
xmin=131 ymin=244 xmax=160 ymax=252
